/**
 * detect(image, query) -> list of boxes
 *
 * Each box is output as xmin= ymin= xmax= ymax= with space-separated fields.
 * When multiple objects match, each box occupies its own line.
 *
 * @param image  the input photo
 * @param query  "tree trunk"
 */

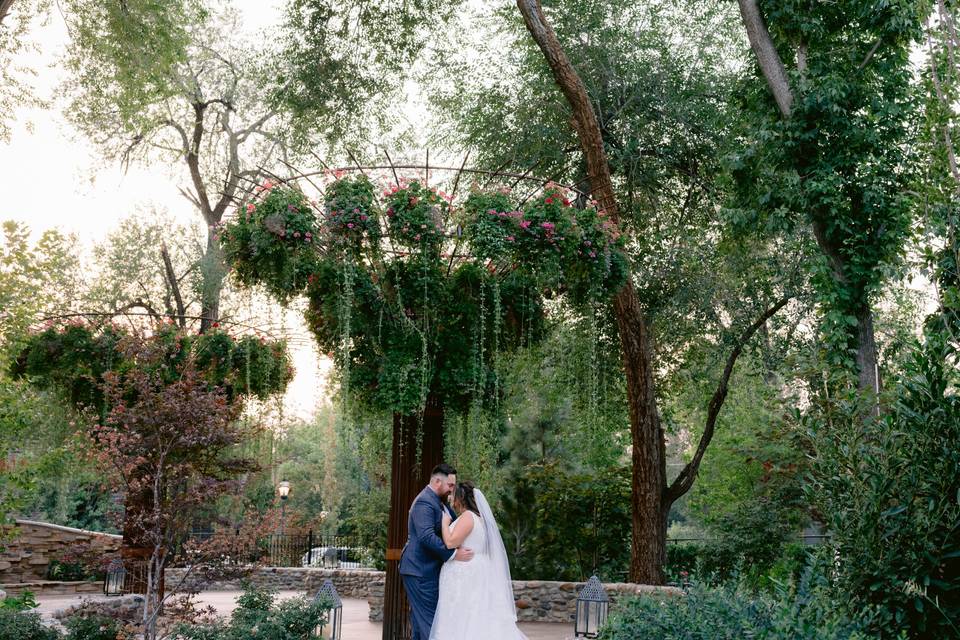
xmin=855 ymin=305 xmax=880 ymax=395
xmin=516 ymin=0 xmax=668 ymax=585
xmin=382 ymin=398 xmax=446 ymax=640
xmin=120 ymin=491 xmax=164 ymax=598
xmin=199 ymin=228 xmax=226 ymax=334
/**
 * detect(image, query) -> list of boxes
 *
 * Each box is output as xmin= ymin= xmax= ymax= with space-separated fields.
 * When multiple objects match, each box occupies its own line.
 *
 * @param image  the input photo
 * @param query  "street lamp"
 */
xmin=574 ymin=576 xmax=609 ymax=639
xmin=278 ymin=480 xmax=291 ymax=534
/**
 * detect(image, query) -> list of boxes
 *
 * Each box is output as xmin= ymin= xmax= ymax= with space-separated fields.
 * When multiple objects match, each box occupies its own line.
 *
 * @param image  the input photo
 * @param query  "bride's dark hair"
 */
xmin=454 ymin=482 xmax=481 ymax=516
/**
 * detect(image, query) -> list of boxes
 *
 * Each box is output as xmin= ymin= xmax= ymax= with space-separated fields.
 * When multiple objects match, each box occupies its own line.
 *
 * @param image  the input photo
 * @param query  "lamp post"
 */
xmin=573 ymin=576 xmax=609 ymax=639
xmin=278 ymin=479 xmax=291 ymax=534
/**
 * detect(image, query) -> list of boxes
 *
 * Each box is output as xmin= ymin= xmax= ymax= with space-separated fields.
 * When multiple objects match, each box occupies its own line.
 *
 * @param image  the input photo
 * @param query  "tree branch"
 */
xmin=516 ymin=0 xmax=620 ymax=221
xmin=186 ymin=103 xmax=214 ymax=222
xmin=160 ymin=242 xmax=186 ymax=328
xmin=737 ymin=0 xmax=793 ymax=118
xmin=665 ymin=295 xmax=792 ymax=505
xmin=0 ymin=0 xmax=16 ymax=25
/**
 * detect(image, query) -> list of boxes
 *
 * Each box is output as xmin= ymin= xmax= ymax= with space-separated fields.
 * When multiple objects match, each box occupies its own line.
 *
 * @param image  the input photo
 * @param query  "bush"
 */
xmin=173 ymin=583 xmax=331 ymax=640
xmin=0 ymin=591 xmax=39 ymax=612
xmin=0 ymin=608 xmax=61 ymax=640
xmin=807 ymin=336 xmax=960 ymax=636
xmin=500 ymin=463 xmax=631 ymax=581
xmin=599 ymin=568 xmax=883 ymax=640
xmin=665 ymin=541 xmax=811 ymax=588
xmin=63 ymin=613 xmax=124 ymax=640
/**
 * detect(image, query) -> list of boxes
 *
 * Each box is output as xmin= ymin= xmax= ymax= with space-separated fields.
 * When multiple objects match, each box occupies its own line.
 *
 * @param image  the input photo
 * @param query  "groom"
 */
xmin=399 ymin=463 xmax=474 ymax=640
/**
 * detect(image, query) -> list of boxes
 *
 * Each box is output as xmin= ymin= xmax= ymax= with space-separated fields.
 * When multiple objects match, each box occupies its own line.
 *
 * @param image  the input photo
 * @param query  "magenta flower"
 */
xmin=347 ymin=223 xmax=355 ymax=229
xmin=520 ymin=220 xmax=532 ymax=229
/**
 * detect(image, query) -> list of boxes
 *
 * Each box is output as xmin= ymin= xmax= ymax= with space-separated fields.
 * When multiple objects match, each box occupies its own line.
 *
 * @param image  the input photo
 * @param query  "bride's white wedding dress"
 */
xmin=429 ymin=490 xmax=527 ymax=640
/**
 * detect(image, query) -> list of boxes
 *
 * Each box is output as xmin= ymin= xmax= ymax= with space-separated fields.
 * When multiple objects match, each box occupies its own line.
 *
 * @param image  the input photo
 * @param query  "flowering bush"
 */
xmin=384 ymin=180 xmax=450 ymax=250
xmin=220 ymin=175 xmax=626 ymax=415
xmin=219 ymin=182 xmax=319 ymax=302
xmin=462 ymin=184 xmax=627 ymax=301
xmin=323 ymin=175 xmax=380 ymax=244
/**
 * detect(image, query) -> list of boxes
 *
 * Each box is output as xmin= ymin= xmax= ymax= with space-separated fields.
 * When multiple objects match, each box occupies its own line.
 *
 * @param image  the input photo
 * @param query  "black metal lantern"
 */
xmin=103 ymin=559 xmax=126 ymax=596
xmin=313 ymin=579 xmax=343 ymax=639
xmin=574 ymin=575 xmax=609 ymax=638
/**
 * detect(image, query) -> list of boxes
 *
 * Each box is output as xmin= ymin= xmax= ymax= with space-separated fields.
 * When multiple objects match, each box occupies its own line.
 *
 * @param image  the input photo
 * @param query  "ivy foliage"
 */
xmin=220 ymin=177 xmax=627 ymax=415
xmin=728 ymin=0 xmax=927 ymax=372
xmin=10 ymin=323 xmax=292 ymax=411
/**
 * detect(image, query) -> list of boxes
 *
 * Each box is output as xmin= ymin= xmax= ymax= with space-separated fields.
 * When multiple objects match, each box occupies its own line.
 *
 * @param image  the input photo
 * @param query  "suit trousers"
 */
xmin=402 ymin=573 xmax=439 ymax=640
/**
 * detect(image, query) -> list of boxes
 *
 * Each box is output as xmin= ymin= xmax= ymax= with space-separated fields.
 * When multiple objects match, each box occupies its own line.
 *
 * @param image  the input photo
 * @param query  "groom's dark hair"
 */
xmin=431 ymin=463 xmax=456 ymax=478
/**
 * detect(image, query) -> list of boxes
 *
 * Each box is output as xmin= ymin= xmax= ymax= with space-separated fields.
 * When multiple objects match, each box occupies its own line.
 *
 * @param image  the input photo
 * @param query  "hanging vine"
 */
xmin=220 ymin=173 xmax=628 ymax=434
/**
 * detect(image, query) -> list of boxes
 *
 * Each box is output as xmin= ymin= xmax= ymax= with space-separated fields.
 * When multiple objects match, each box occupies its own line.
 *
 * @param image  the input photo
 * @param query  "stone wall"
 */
xmin=166 ymin=567 xmax=682 ymax=624
xmin=0 ymin=520 xmax=121 ymax=584
xmin=165 ymin=567 xmax=381 ymax=600
xmin=512 ymin=579 xmax=682 ymax=623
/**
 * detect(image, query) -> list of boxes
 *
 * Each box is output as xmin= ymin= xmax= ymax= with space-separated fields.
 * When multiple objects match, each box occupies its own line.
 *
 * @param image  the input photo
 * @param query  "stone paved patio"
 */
xmin=35 ymin=591 xmax=575 ymax=640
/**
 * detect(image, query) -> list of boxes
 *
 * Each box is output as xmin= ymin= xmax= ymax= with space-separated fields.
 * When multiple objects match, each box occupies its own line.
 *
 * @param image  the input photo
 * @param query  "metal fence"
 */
xmin=178 ymin=531 xmax=378 ymax=569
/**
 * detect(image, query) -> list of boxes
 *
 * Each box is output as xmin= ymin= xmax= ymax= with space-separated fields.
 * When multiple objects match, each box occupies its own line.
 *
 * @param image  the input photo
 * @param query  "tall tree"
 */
xmin=921 ymin=0 xmax=960 ymax=340
xmin=62 ymin=1 xmax=300 ymax=332
xmin=0 ymin=0 xmax=48 ymax=140
xmin=733 ymin=0 xmax=926 ymax=395
xmin=433 ymin=0 xmax=799 ymax=583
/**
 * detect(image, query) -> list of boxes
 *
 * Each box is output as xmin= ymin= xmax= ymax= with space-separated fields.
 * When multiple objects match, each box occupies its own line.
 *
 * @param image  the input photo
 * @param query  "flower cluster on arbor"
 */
xmin=220 ymin=175 xmax=627 ymax=415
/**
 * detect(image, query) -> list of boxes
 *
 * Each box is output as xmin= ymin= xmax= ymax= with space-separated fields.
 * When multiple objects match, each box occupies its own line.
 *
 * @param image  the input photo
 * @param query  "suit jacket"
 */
xmin=399 ymin=486 xmax=455 ymax=578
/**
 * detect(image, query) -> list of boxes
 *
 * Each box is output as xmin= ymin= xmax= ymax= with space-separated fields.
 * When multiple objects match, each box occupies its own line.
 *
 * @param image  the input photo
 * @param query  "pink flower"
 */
xmin=360 ymin=214 xmax=368 ymax=221
xmin=347 ymin=223 xmax=355 ymax=229
xmin=305 ymin=231 xmax=312 ymax=238
xmin=541 ymin=222 xmax=555 ymax=231
xmin=505 ymin=235 xmax=515 ymax=242
xmin=353 ymin=208 xmax=360 ymax=213
xmin=545 ymin=197 xmax=554 ymax=204
xmin=294 ymin=231 xmax=301 ymax=238
xmin=589 ymin=251 xmax=596 ymax=258
xmin=246 ymin=203 xmax=256 ymax=213
xmin=414 ymin=234 xmax=421 ymax=240
xmin=488 ymin=209 xmax=497 ymax=215
xmin=520 ymin=220 xmax=531 ymax=229
xmin=410 ymin=197 xmax=419 ymax=205
xmin=585 ymin=241 xmax=592 ymax=247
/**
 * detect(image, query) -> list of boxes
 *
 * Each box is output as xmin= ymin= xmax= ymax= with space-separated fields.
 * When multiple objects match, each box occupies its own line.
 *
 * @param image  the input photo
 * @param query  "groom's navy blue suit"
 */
xmin=399 ymin=486 xmax=456 ymax=640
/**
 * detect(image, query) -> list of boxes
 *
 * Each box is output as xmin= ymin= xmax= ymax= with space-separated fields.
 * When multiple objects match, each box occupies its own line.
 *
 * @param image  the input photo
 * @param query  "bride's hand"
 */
xmin=442 ymin=511 xmax=452 ymax=527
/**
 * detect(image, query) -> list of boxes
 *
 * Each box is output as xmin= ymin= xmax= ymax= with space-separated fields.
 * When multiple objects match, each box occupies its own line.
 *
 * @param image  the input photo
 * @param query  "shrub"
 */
xmin=599 ymin=568 xmax=883 ymax=640
xmin=0 ymin=590 xmax=38 ymax=612
xmin=173 ymin=583 xmax=331 ymax=640
xmin=63 ymin=613 xmax=125 ymax=640
xmin=0 ymin=608 xmax=62 ymax=640
xmin=806 ymin=335 xmax=960 ymax=636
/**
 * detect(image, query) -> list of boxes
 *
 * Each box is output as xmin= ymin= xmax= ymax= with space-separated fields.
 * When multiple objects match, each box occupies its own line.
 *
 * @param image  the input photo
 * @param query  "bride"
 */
xmin=429 ymin=482 xmax=528 ymax=640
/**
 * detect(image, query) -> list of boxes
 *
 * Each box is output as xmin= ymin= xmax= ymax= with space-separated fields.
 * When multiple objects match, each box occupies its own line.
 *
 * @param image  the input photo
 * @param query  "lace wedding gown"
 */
xmin=429 ymin=506 xmax=527 ymax=640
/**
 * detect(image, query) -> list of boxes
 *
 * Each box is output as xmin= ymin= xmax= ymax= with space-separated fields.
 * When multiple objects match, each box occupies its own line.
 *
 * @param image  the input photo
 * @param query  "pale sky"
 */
xmin=0 ymin=0 xmax=331 ymax=422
